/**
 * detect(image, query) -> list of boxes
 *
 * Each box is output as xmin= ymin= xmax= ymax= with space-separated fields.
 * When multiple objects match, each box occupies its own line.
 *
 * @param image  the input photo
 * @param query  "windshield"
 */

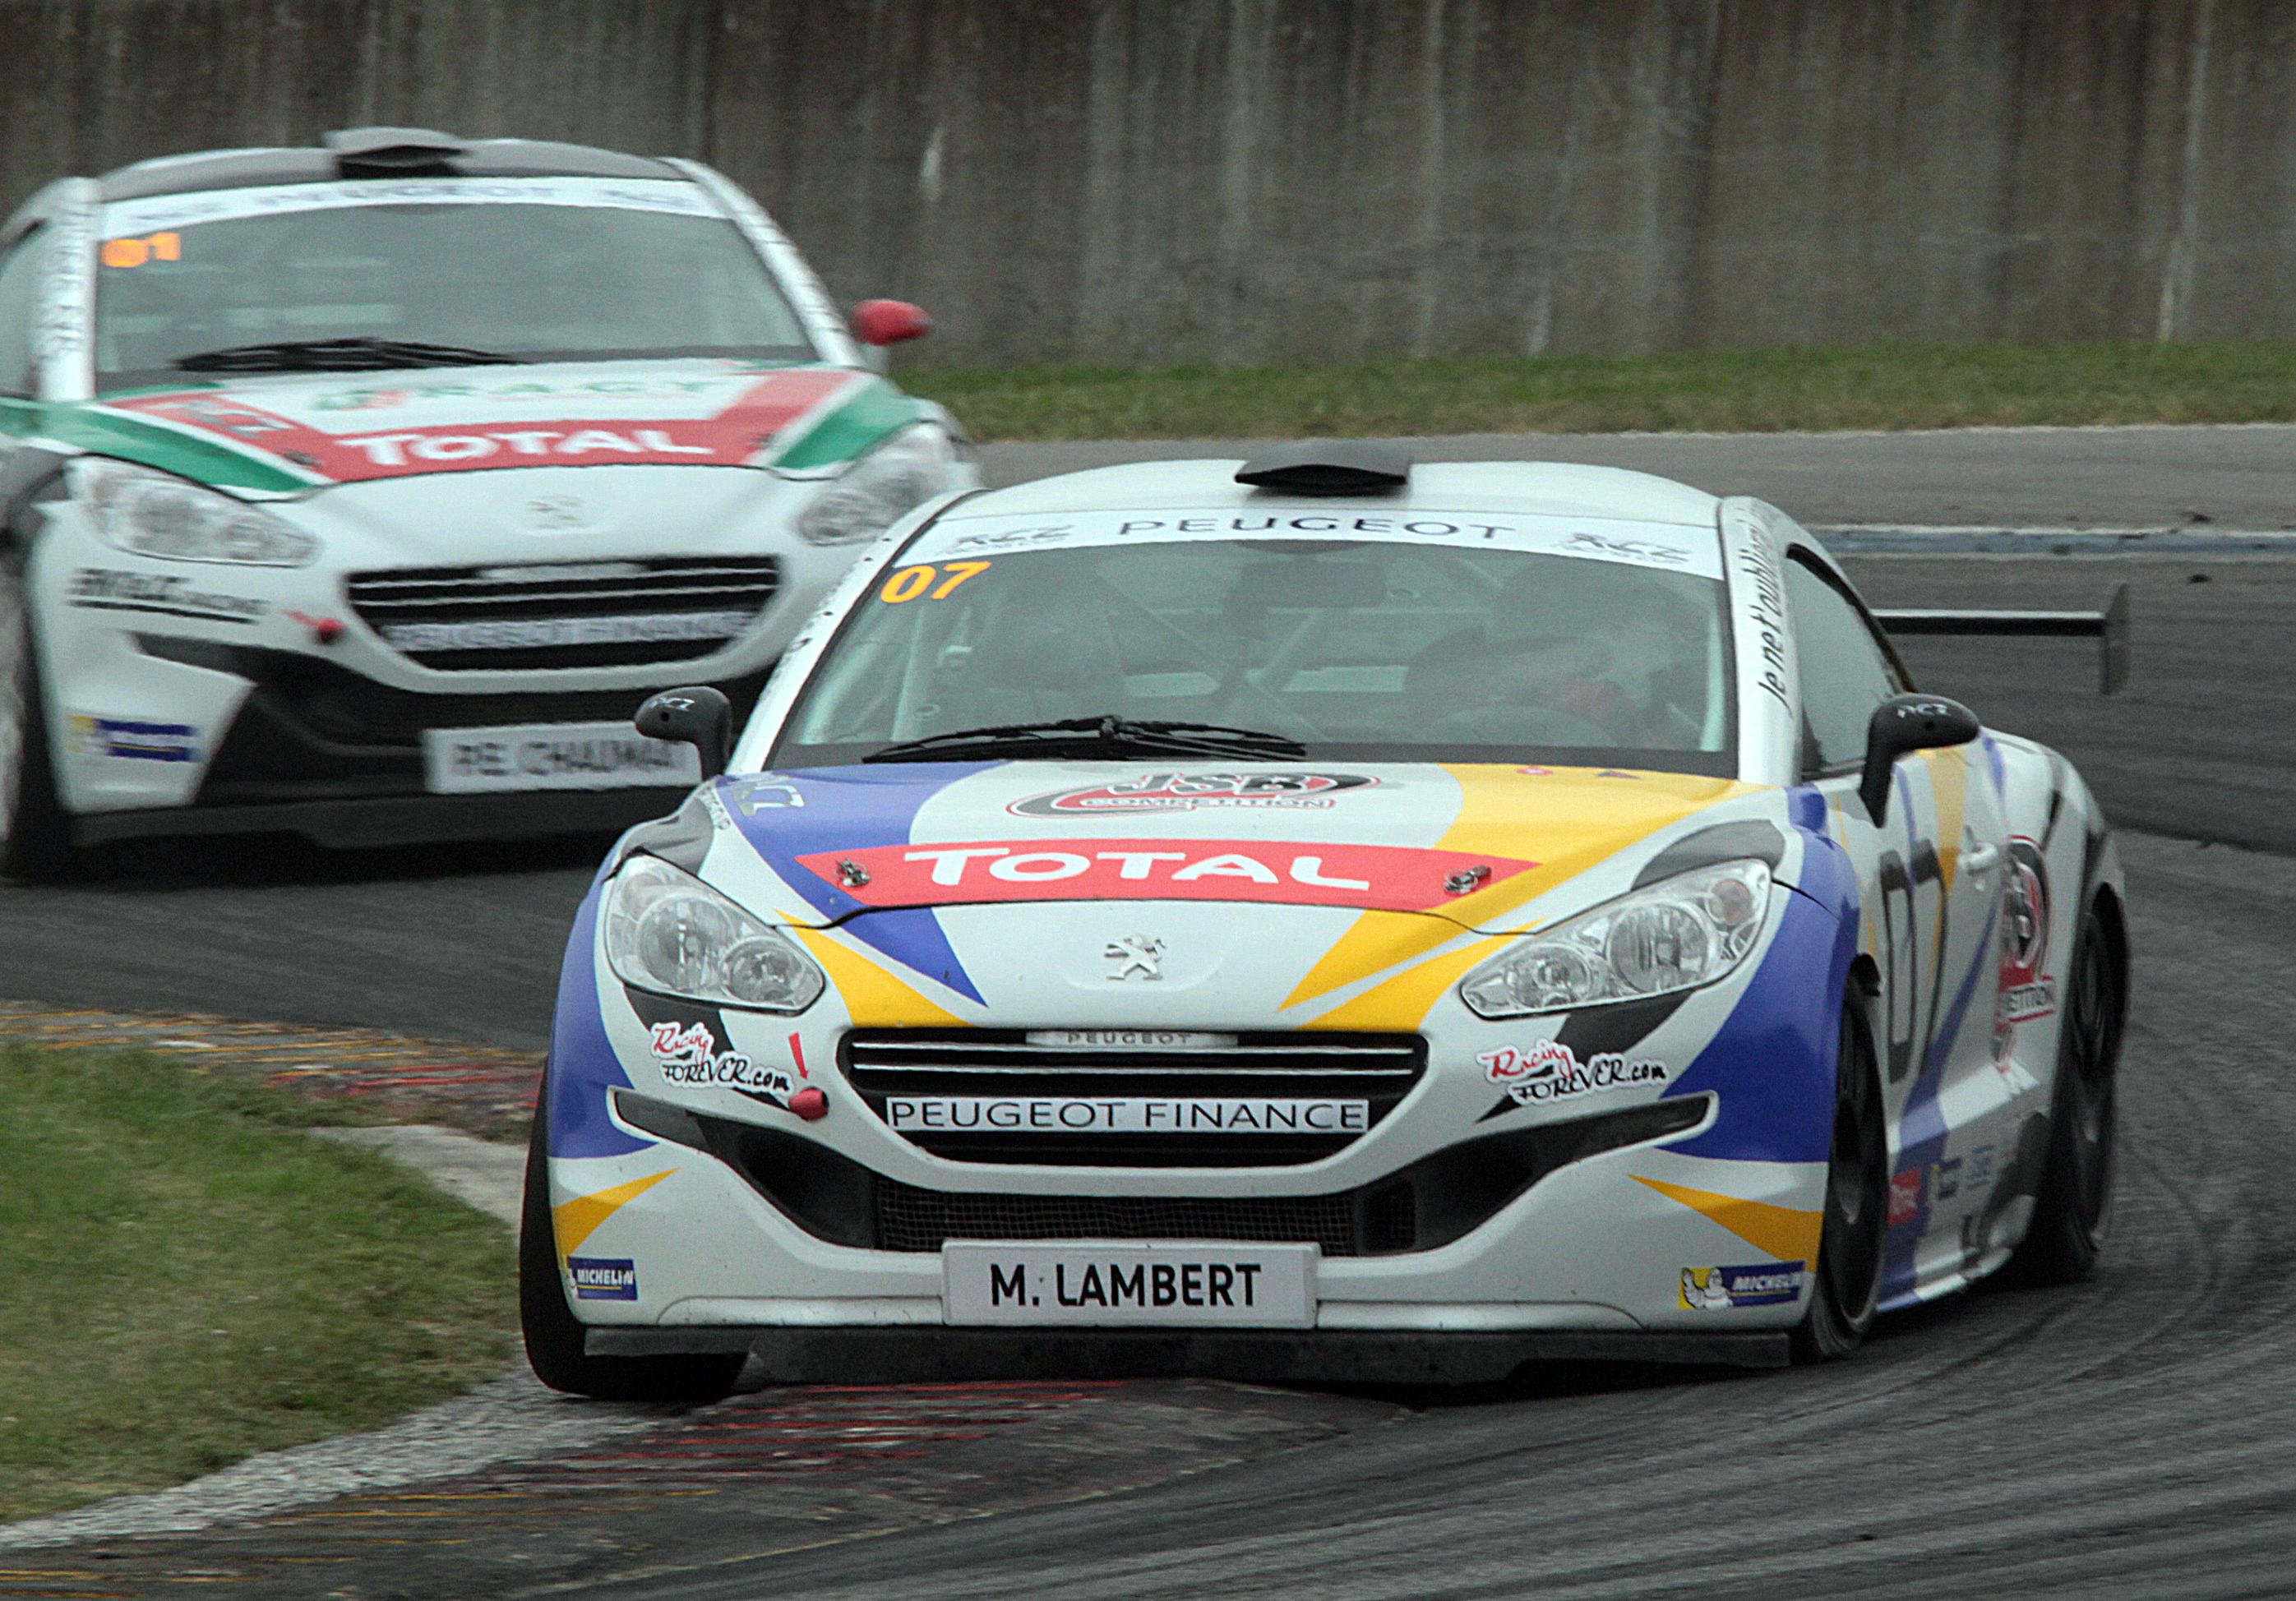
xmin=773 ymin=532 xmax=1736 ymax=774
xmin=91 ymin=178 xmax=814 ymax=387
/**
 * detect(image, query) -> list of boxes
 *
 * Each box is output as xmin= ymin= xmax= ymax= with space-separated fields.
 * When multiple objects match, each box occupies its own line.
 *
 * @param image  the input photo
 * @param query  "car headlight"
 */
xmin=603 ymin=855 xmax=826 ymax=1013
xmin=1458 ymin=860 xmax=1774 ymax=1018
xmin=71 ymin=459 xmax=319 ymax=567
xmin=794 ymin=425 xmax=958 ymax=546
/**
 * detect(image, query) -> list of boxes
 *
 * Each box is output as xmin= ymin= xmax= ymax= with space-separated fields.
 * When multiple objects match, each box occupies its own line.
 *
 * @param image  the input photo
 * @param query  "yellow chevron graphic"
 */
xmin=552 ymin=1169 xmax=675 ymax=1259
xmin=1633 ymin=1174 xmax=1825 ymax=1263
xmin=790 ymin=925 xmax=966 ymax=1027
xmin=1284 ymin=764 xmax=1762 ymax=1008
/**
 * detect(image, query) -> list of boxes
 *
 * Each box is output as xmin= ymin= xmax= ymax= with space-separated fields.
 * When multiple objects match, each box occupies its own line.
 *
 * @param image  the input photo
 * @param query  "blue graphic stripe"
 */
xmin=1661 ymin=821 xmax=1859 ymax=1165
xmin=545 ymin=886 xmax=651 ymax=1160
xmin=1787 ymin=783 xmax=1827 ymax=834
xmin=726 ymin=764 xmax=996 ymax=1004
xmin=1878 ymin=915 xmax=1997 ymax=1303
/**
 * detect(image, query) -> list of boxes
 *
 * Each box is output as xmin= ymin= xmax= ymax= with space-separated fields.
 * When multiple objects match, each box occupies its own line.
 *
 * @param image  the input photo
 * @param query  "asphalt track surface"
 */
xmin=6 ymin=428 xmax=2295 ymax=1597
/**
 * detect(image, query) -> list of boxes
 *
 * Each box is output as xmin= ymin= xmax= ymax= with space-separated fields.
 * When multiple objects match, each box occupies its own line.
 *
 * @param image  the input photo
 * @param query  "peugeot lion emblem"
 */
xmin=1103 ymin=935 xmax=1165 ymax=981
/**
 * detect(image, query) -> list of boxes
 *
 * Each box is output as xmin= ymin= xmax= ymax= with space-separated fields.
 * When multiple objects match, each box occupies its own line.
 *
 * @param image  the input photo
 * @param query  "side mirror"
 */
xmin=635 ymin=687 xmax=732 ymax=781
xmin=1859 ymin=694 xmax=1982 ymax=822
xmin=852 ymin=298 xmax=931 ymax=351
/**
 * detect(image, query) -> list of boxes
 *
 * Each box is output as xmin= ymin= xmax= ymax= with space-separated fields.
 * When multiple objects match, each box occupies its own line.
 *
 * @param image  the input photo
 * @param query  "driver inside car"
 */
xmin=1405 ymin=572 xmax=1707 ymax=750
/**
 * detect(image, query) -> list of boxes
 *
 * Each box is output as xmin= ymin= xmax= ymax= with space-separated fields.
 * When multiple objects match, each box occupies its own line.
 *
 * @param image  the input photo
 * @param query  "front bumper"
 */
xmin=69 ymin=647 xmax=768 ymax=847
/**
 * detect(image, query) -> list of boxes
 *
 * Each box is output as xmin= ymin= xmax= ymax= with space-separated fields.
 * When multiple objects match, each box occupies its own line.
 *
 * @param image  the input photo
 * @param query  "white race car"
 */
xmin=0 ymin=127 xmax=974 ymax=872
xmin=523 ymin=442 xmax=2132 ymax=1397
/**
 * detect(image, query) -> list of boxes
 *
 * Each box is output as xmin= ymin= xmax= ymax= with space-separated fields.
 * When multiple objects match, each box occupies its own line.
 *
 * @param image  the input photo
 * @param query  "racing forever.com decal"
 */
xmin=100 ymin=370 xmax=860 ymax=485
xmin=1007 ymin=772 xmax=1378 ymax=819
xmin=1478 ymin=1040 xmax=1670 ymax=1106
xmin=793 ymin=837 xmax=1539 ymax=913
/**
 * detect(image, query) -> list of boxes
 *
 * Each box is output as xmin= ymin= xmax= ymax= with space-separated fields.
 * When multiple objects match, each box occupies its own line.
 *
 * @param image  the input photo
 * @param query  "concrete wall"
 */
xmin=2 ymin=0 xmax=2289 ymax=366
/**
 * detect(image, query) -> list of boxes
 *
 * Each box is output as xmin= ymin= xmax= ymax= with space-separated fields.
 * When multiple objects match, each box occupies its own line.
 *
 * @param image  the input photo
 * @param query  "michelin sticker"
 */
xmin=567 ymin=1257 xmax=639 ymax=1302
xmin=70 ymin=715 xmax=200 ymax=763
xmin=1679 ymin=1262 xmax=1805 ymax=1310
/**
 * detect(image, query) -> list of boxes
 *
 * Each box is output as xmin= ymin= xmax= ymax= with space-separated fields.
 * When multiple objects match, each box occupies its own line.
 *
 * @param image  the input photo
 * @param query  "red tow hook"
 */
xmin=287 ymin=610 xmax=347 ymax=646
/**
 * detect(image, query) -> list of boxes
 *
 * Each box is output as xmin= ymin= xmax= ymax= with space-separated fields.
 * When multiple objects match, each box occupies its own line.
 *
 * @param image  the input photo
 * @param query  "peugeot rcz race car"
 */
xmin=523 ymin=442 xmax=2132 ymax=1398
xmin=0 ymin=127 xmax=973 ymax=873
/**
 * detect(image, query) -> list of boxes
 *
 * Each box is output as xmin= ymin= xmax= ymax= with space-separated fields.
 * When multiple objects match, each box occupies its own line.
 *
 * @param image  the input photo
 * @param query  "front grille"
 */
xmin=346 ymin=557 xmax=778 ymax=671
xmin=873 ymin=1178 xmax=1417 ymax=1255
xmin=842 ymin=1029 xmax=1427 ymax=1167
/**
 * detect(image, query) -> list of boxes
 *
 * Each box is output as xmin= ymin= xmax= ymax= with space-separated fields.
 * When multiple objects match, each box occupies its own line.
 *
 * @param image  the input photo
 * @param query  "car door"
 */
xmin=1781 ymin=547 xmax=2012 ymax=1294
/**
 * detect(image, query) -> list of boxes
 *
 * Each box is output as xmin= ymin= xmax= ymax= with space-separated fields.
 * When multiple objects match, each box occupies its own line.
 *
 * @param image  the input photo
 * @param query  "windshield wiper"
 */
xmin=173 ymin=337 xmax=527 ymax=375
xmin=862 ymin=715 xmax=1306 ymax=764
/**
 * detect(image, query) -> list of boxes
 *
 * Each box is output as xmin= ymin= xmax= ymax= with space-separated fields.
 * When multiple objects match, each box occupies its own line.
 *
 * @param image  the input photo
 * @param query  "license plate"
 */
xmin=422 ymin=722 xmax=700 ymax=794
xmin=943 ymin=1241 xmax=1316 ymax=1327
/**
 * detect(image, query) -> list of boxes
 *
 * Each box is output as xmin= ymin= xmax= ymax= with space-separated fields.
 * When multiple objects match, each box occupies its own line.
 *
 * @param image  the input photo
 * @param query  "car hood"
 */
xmin=56 ymin=359 xmax=928 ymax=494
xmin=695 ymin=759 xmax=1793 ymax=937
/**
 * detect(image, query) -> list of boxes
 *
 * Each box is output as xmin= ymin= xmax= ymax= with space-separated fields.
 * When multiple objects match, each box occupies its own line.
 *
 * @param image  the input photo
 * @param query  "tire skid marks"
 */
xmin=0 ymin=1383 xmax=1388 ymax=1599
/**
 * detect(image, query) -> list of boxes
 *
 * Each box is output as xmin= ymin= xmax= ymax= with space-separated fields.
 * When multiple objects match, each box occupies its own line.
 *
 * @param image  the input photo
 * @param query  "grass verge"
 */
xmin=0 ymin=1047 xmax=515 ymax=1522
xmin=908 ymin=339 xmax=2296 ymax=441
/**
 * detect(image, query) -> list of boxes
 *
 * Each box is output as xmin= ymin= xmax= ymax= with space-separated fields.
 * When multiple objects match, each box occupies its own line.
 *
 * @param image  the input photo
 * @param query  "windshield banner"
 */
xmin=908 ymin=507 xmax=1722 ymax=578
xmin=102 ymin=178 xmax=721 ymax=237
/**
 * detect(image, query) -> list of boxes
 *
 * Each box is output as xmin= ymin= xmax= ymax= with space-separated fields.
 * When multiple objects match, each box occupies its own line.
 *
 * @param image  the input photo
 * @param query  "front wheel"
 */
xmin=1792 ymin=998 xmax=1887 ymax=1363
xmin=519 ymin=1106 xmax=744 ymax=1403
xmin=0 ymin=565 xmax=74 ymax=881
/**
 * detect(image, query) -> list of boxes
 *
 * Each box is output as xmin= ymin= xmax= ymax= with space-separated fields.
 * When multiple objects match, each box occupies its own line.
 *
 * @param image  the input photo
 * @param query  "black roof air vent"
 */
xmin=322 ymin=127 xmax=469 ymax=178
xmin=1235 ymin=440 xmax=1413 ymax=497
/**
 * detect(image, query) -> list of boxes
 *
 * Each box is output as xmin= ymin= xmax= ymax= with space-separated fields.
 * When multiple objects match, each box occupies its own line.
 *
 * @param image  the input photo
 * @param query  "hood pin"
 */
xmin=836 ymin=858 xmax=871 ymax=888
xmin=1444 ymin=865 xmax=1492 ymax=896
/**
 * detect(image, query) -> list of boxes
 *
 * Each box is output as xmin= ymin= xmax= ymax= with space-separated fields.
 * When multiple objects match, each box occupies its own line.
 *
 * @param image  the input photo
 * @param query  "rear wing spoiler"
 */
xmin=1873 ymin=582 xmax=2131 ymax=695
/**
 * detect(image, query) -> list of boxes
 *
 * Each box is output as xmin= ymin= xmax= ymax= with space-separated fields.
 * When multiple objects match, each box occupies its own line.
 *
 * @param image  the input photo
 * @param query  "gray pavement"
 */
xmin=982 ymin=422 xmax=2296 ymax=532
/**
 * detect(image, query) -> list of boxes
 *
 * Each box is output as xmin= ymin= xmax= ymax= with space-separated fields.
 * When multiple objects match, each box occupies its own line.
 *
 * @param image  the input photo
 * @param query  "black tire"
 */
xmin=1793 ymin=997 xmax=1888 ymax=1363
xmin=2003 ymin=904 xmax=2123 ymax=1285
xmin=519 ymin=1105 xmax=744 ymax=1403
xmin=0 ymin=564 xmax=76 ymax=881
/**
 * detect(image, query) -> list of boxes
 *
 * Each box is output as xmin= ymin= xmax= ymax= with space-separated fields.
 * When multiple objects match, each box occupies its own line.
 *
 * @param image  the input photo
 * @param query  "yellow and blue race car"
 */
xmin=521 ymin=442 xmax=2131 ymax=1398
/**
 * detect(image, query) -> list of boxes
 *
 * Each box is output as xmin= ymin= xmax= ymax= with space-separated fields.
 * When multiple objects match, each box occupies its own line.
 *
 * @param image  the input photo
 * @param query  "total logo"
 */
xmin=1008 ymin=771 xmax=1377 ymax=819
xmin=1478 ymin=1040 xmax=1670 ymax=1105
xmin=112 ymin=370 xmax=852 ymax=482
xmin=337 ymin=425 xmax=723 ymax=468
xmin=795 ymin=837 xmax=1538 ymax=913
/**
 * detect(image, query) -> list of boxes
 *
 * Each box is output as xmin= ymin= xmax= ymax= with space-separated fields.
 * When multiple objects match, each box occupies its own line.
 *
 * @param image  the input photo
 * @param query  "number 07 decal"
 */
xmin=880 ymin=560 xmax=991 ymax=603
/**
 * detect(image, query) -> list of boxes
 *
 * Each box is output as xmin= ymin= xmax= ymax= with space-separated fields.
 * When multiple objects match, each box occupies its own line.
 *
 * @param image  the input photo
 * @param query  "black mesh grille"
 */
xmin=346 ymin=557 xmax=778 ymax=671
xmin=873 ymin=1179 xmax=1390 ymax=1256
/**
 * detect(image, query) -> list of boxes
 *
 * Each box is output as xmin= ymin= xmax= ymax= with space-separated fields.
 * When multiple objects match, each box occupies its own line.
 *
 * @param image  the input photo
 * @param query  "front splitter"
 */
xmin=588 ymin=1323 xmax=1793 ymax=1383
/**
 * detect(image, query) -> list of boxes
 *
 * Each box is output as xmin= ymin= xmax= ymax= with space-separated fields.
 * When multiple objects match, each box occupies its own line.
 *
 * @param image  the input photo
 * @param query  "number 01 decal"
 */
xmin=880 ymin=561 xmax=991 ymax=603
